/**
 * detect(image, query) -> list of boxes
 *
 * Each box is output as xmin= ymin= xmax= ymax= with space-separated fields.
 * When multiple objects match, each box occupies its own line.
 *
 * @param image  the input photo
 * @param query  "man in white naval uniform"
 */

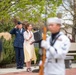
xmin=41 ymin=17 xmax=71 ymax=75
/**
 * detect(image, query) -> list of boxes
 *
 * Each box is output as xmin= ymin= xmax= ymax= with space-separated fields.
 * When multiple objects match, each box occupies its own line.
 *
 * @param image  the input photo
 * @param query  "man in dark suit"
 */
xmin=10 ymin=21 xmax=25 ymax=69
xmin=32 ymin=29 xmax=43 ymax=63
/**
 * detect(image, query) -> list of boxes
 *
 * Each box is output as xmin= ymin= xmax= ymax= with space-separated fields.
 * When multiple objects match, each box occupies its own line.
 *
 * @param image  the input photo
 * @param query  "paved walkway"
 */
xmin=0 ymin=68 xmax=76 ymax=75
xmin=0 ymin=66 xmax=39 ymax=74
xmin=0 ymin=63 xmax=76 ymax=75
xmin=66 ymin=68 xmax=76 ymax=75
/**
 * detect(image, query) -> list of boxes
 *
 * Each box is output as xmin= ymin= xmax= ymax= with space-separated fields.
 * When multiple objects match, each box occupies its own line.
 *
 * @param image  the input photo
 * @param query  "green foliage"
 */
xmin=0 ymin=0 xmax=62 ymax=23
xmin=0 ymin=0 xmax=62 ymax=66
xmin=0 ymin=39 xmax=15 ymax=65
xmin=0 ymin=21 xmax=15 ymax=65
xmin=0 ymin=21 xmax=14 ymax=32
xmin=35 ymin=47 xmax=40 ymax=62
xmin=74 ymin=56 xmax=76 ymax=60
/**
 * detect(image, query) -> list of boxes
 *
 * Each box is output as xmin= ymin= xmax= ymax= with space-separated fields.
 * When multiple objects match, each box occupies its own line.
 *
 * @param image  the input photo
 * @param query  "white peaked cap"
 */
xmin=47 ymin=17 xmax=62 ymax=25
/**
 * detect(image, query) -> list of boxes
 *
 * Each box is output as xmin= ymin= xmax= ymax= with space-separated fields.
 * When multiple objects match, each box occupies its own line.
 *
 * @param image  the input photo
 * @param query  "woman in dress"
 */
xmin=23 ymin=23 xmax=36 ymax=72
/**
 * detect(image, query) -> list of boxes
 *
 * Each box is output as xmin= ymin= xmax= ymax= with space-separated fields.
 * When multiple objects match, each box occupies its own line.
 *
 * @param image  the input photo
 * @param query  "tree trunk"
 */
xmin=72 ymin=0 xmax=76 ymax=42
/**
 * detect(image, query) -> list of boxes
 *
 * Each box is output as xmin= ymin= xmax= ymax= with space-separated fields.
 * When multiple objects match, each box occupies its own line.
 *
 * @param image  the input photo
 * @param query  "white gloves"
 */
xmin=41 ymin=40 xmax=50 ymax=50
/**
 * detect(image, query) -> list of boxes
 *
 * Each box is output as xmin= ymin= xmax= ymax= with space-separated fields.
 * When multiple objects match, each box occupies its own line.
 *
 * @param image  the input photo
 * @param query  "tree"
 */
xmin=58 ymin=0 xmax=76 ymax=42
xmin=0 ymin=0 xmax=62 ymax=65
xmin=0 ymin=0 xmax=62 ymax=25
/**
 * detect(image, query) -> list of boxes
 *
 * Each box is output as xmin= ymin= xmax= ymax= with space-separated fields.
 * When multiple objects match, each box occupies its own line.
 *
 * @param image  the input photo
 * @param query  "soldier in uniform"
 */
xmin=41 ymin=17 xmax=71 ymax=75
xmin=10 ymin=21 xmax=25 ymax=69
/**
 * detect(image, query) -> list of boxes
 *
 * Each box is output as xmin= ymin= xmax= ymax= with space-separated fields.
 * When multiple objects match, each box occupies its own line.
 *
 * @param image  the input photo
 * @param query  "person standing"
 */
xmin=41 ymin=17 xmax=71 ymax=75
xmin=31 ymin=29 xmax=43 ymax=65
xmin=23 ymin=23 xmax=36 ymax=72
xmin=10 ymin=21 xmax=25 ymax=69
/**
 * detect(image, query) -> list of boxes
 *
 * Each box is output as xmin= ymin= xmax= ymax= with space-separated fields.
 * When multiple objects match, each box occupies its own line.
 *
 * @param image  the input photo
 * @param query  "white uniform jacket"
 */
xmin=44 ymin=32 xmax=71 ymax=75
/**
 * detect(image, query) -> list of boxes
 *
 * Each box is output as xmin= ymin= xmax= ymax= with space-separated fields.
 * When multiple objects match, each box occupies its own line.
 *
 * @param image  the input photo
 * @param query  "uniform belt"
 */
xmin=47 ymin=59 xmax=64 ymax=63
xmin=48 ymin=59 xmax=57 ymax=63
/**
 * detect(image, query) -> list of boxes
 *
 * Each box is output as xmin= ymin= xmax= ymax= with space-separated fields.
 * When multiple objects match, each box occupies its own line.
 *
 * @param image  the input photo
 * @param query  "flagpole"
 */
xmin=39 ymin=0 xmax=47 ymax=75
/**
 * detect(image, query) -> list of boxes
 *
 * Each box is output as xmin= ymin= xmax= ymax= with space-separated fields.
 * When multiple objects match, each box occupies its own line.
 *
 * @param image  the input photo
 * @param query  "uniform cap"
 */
xmin=47 ymin=17 xmax=62 ymax=25
xmin=17 ymin=21 xmax=22 ymax=25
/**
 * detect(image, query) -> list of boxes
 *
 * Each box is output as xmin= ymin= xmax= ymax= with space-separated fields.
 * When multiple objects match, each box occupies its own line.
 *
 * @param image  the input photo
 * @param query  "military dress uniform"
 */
xmin=10 ymin=27 xmax=25 ymax=68
xmin=41 ymin=31 xmax=71 ymax=75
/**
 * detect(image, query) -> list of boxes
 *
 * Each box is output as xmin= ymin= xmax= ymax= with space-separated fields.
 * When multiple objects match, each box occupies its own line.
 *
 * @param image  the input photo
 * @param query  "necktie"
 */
xmin=19 ymin=29 xmax=22 ymax=33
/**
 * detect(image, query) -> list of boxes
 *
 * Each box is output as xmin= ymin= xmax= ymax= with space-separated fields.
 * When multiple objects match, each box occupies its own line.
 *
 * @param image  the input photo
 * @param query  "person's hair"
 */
xmin=22 ymin=21 xmax=28 ymax=29
xmin=33 ymin=27 xmax=38 ymax=31
xmin=24 ymin=23 xmax=32 ymax=31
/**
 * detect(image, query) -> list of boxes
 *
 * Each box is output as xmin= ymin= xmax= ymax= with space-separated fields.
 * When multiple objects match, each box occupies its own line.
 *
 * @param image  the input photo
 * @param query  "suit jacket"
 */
xmin=10 ymin=28 xmax=25 ymax=48
xmin=33 ymin=39 xmax=42 ymax=48
xmin=33 ymin=30 xmax=42 ymax=48
xmin=33 ymin=30 xmax=42 ymax=41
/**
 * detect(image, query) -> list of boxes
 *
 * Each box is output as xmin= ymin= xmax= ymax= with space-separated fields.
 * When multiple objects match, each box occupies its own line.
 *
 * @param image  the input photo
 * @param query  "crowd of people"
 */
xmin=0 ymin=17 xmax=71 ymax=75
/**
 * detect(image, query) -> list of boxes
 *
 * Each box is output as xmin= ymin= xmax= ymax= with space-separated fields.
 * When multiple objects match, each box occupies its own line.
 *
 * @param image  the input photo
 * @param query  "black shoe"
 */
xmin=17 ymin=67 xmax=20 ymax=69
xmin=17 ymin=67 xmax=23 ymax=69
xmin=20 ymin=67 xmax=23 ymax=69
